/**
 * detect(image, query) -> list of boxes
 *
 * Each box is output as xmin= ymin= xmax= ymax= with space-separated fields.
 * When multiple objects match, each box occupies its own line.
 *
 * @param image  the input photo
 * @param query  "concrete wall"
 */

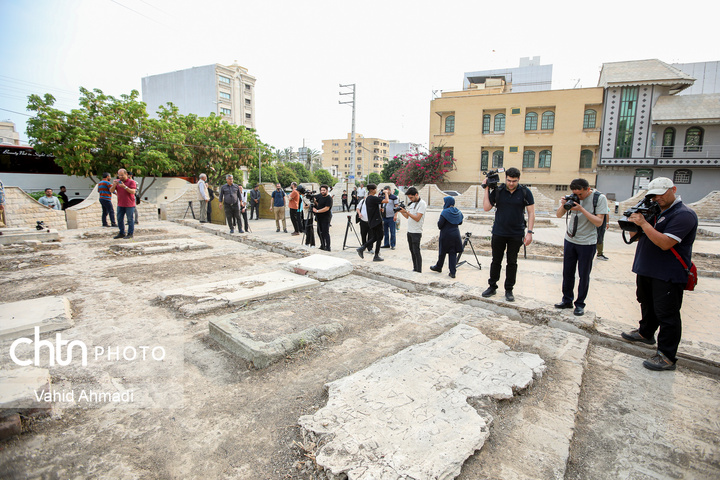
xmin=1 ymin=187 xmax=67 ymax=230
xmin=159 ymin=183 xmax=197 ymax=221
xmin=66 ymin=185 xmax=158 ymax=229
xmin=597 ymin=167 xmax=720 ymax=204
xmin=689 ymin=191 xmax=720 ymax=221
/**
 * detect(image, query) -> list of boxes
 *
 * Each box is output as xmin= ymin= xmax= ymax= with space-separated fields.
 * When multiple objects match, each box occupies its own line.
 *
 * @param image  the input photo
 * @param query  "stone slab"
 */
xmin=109 ymin=238 xmax=210 ymax=255
xmin=158 ymin=270 xmax=320 ymax=315
xmin=283 ymin=254 xmax=353 ymax=281
xmin=0 ymin=296 xmax=73 ymax=341
xmin=210 ymin=317 xmax=343 ymax=368
xmin=299 ymin=324 xmax=546 ymax=480
xmin=0 ymin=229 xmax=60 ymax=245
xmin=0 ymin=366 xmax=51 ymax=411
xmin=566 ymin=345 xmax=720 ymax=479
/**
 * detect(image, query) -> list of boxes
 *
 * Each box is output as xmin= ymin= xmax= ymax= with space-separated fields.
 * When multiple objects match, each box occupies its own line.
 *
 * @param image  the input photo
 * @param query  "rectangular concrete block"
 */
xmin=109 ymin=238 xmax=210 ymax=255
xmin=284 ymin=254 xmax=353 ymax=281
xmin=0 ymin=366 xmax=52 ymax=411
xmin=0 ymin=296 xmax=73 ymax=340
xmin=0 ymin=229 xmax=60 ymax=245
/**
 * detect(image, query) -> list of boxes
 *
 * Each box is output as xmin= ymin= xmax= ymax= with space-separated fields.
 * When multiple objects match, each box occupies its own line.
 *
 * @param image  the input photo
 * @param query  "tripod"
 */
xmin=184 ymin=201 xmax=195 ymax=219
xmin=456 ymin=232 xmax=482 ymax=270
xmin=342 ymin=214 xmax=361 ymax=250
xmin=300 ymin=206 xmax=316 ymax=247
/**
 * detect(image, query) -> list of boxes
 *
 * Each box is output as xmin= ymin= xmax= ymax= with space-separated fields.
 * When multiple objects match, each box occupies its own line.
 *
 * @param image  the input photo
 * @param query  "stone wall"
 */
xmin=66 ymin=184 xmax=158 ymax=229
xmin=1 ymin=187 xmax=67 ymax=230
xmin=527 ymin=187 xmax=559 ymax=215
xmin=159 ymin=183 xmax=197 ymax=221
xmin=689 ymin=191 xmax=720 ymax=221
xmin=454 ymin=185 xmax=480 ymax=210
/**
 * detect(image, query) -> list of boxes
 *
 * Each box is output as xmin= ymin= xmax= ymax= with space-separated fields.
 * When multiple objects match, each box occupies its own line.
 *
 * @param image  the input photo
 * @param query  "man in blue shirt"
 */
xmin=270 ymin=183 xmax=287 ymax=233
xmin=621 ymin=177 xmax=698 ymax=371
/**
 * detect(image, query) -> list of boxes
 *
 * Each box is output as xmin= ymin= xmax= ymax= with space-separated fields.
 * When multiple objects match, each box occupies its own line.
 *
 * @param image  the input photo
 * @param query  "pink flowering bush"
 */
xmin=390 ymin=147 xmax=456 ymax=186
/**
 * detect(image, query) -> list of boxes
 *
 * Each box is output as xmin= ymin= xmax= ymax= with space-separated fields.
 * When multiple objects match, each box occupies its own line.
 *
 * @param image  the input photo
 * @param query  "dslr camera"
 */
xmin=563 ymin=193 xmax=580 ymax=211
xmin=618 ymin=196 xmax=661 ymax=233
xmin=482 ymin=168 xmax=505 ymax=189
xmin=394 ymin=201 xmax=406 ymax=213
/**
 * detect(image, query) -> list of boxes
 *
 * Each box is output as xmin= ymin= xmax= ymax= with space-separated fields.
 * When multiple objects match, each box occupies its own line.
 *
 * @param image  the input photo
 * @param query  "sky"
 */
xmin=1 ymin=0 xmax=718 ymax=156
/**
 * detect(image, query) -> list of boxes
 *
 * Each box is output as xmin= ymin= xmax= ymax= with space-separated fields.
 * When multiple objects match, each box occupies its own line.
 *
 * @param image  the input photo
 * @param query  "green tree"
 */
xmin=286 ymin=162 xmax=314 ymax=183
xmin=314 ymin=169 xmax=334 ymax=186
xmin=381 ymin=156 xmax=405 ymax=183
xmin=276 ymin=165 xmax=299 ymax=187
xmin=248 ymin=165 xmax=277 ymax=186
xmin=367 ymin=172 xmax=382 ymax=185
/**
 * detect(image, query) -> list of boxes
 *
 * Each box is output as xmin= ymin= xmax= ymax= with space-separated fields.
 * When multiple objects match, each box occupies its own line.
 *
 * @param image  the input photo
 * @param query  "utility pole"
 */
xmin=339 ymin=83 xmax=356 ymax=191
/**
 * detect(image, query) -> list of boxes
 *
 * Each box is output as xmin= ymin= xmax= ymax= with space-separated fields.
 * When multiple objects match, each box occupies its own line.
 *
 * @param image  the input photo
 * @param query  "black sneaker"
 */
xmin=429 ymin=265 xmax=442 ymax=273
xmin=380 ymin=245 xmax=390 ymax=249
xmin=373 ymin=255 xmax=384 ymax=262
xmin=230 ymin=229 xmax=234 ymax=234
xmin=356 ymin=247 xmax=364 ymax=259
xmin=505 ymin=291 xmax=515 ymax=302
xmin=276 ymin=228 xmax=280 ymax=232
xmin=125 ymin=235 xmax=133 ymax=239
xmin=481 ymin=287 xmax=497 ymax=298
xmin=597 ymin=254 xmax=609 ymax=261
xmin=448 ymin=272 xmax=456 ymax=278
xmin=643 ymin=352 xmax=676 ymax=371
xmin=113 ymin=233 xmax=125 ymax=239
xmin=621 ymin=329 xmax=656 ymax=345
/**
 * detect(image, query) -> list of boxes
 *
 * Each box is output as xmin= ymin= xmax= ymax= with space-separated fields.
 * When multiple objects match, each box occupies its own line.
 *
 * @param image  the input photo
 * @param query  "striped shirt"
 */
xmin=98 ymin=180 xmax=112 ymax=200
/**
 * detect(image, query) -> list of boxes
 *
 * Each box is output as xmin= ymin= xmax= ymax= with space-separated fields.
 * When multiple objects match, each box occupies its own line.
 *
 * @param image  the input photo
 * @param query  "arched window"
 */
xmin=481 ymin=150 xmax=488 ymax=171
xmin=541 ymin=111 xmax=555 ymax=130
xmin=684 ymin=127 xmax=703 ymax=152
xmin=583 ymin=110 xmax=596 ymax=129
xmin=494 ymin=113 xmax=505 ymax=132
xmin=482 ymin=114 xmax=491 ymax=134
xmin=673 ymin=169 xmax=692 ymax=184
xmin=445 ymin=115 xmax=455 ymax=133
xmin=525 ymin=112 xmax=538 ymax=131
xmin=492 ymin=150 xmax=504 ymax=168
xmin=579 ymin=150 xmax=593 ymax=169
xmin=523 ymin=150 xmax=535 ymax=168
xmin=539 ymin=150 xmax=552 ymax=168
xmin=662 ymin=127 xmax=676 ymax=157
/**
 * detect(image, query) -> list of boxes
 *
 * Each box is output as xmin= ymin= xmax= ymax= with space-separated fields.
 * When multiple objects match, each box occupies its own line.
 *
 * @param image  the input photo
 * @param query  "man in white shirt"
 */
xmin=197 ymin=173 xmax=210 ymax=223
xmin=357 ymin=183 xmax=367 ymax=201
xmin=38 ymin=188 xmax=62 ymax=210
xmin=398 ymin=187 xmax=427 ymax=273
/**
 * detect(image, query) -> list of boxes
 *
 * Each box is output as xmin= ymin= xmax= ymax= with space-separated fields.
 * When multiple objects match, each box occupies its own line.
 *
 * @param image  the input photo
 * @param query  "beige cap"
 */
xmin=646 ymin=177 xmax=674 ymax=196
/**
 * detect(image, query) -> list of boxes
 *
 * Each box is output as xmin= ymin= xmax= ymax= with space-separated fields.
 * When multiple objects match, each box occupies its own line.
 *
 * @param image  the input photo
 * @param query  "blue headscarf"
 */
xmin=440 ymin=196 xmax=463 ymax=224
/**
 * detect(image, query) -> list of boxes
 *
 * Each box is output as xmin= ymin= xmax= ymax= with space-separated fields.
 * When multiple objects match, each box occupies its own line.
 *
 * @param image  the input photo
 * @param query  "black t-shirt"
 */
xmin=365 ymin=195 xmax=383 ymax=228
xmin=315 ymin=194 xmax=333 ymax=219
xmin=489 ymin=185 xmax=534 ymax=237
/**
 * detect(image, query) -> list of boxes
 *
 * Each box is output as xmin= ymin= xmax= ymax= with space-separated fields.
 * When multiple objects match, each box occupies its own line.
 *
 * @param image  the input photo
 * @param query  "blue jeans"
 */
xmin=382 ymin=217 xmax=396 ymax=247
xmin=100 ymin=200 xmax=115 ymax=226
xmin=117 ymin=206 xmax=135 ymax=236
xmin=561 ymin=240 xmax=596 ymax=308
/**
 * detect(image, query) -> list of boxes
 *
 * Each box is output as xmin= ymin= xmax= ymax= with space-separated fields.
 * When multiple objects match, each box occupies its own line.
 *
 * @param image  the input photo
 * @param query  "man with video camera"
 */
xmin=481 ymin=167 xmax=535 ymax=302
xmin=620 ymin=177 xmax=698 ymax=371
xmin=554 ymin=178 xmax=607 ymax=316
xmin=356 ymin=184 xmax=389 ymax=262
xmin=312 ymin=184 xmax=333 ymax=251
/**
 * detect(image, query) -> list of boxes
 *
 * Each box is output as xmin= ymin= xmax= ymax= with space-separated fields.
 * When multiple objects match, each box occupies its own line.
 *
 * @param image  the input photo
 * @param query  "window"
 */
xmin=615 ymin=87 xmax=638 ymax=158
xmin=541 ymin=111 xmax=555 ymax=130
xmin=492 ymin=150 xmax=504 ymax=168
xmin=481 ymin=151 xmax=488 ymax=171
xmin=539 ymin=150 xmax=552 ymax=168
xmin=684 ymin=127 xmax=704 ymax=152
xmin=674 ymin=169 xmax=692 ymax=184
xmin=244 ymin=84 xmax=251 ymax=90
xmin=220 ymin=107 xmax=231 ymax=115
xmin=219 ymin=92 xmax=231 ymax=100
xmin=445 ymin=115 xmax=455 ymax=133
xmin=580 ymin=150 xmax=593 ymax=169
xmin=494 ymin=113 xmax=505 ymax=132
xmin=245 ymin=99 xmax=251 ymax=105
xmin=482 ymin=114 xmax=491 ymax=134
xmin=523 ymin=150 xmax=535 ymax=168
xmin=662 ymin=127 xmax=676 ymax=157
xmin=583 ymin=109 xmax=596 ymax=129
xmin=245 ymin=113 xmax=251 ymax=119
xmin=219 ymin=75 xmax=231 ymax=84
xmin=525 ymin=112 xmax=537 ymax=131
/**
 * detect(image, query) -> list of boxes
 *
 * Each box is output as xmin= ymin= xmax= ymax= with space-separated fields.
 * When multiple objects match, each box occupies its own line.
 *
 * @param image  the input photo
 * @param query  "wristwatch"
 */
xmin=527 ymin=230 xmax=534 ymax=234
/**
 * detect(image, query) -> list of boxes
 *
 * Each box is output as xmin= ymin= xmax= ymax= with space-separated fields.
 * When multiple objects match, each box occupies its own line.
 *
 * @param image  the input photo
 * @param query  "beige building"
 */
xmin=142 ymin=62 xmax=256 ymax=129
xmin=322 ymin=133 xmax=390 ymax=180
xmin=429 ymin=80 xmax=604 ymax=189
xmin=0 ymin=121 xmax=21 ymax=145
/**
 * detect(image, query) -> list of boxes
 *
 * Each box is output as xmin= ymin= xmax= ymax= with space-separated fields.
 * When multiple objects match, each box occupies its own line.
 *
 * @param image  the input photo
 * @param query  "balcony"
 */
xmin=647 ymin=144 xmax=720 ymax=159
xmin=600 ymin=144 xmax=720 ymax=167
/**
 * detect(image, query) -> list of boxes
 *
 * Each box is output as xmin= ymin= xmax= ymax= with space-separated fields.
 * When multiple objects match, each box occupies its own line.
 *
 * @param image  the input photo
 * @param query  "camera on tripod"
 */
xmin=618 ymin=196 xmax=661 ymax=233
xmin=482 ymin=168 xmax=505 ymax=189
xmin=563 ymin=193 xmax=580 ymax=210
xmin=296 ymin=184 xmax=316 ymax=200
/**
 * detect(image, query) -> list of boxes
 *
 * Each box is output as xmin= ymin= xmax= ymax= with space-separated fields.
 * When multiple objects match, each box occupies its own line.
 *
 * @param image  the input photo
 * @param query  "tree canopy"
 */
xmin=314 ymin=169 xmax=334 ymax=186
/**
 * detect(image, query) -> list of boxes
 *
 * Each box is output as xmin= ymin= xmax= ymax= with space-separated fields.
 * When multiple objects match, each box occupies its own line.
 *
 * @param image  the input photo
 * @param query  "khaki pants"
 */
xmin=273 ymin=206 xmax=286 ymax=230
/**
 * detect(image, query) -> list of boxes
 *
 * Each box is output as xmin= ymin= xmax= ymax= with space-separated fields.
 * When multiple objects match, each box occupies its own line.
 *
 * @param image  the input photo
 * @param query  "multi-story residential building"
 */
xmin=0 ymin=121 xmax=21 ymax=146
xmin=141 ymin=62 xmax=256 ymax=129
xmin=596 ymin=59 xmax=720 ymax=202
xmin=429 ymin=77 xmax=603 ymax=191
xmin=321 ymin=133 xmax=390 ymax=180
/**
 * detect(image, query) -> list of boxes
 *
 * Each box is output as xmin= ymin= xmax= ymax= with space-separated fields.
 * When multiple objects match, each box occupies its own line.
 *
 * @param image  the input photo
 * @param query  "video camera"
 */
xmin=618 ymin=196 xmax=661 ymax=233
xmin=296 ymin=184 xmax=316 ymax=200
xmin=482 ymin=168 xmax=505 ymax=189
xmin=563 ymin=193 xmax=580 ymax=211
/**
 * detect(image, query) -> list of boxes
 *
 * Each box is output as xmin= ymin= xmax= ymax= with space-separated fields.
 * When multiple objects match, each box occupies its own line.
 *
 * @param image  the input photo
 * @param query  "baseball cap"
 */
xmin=646 ymin=177 xmax=674 ymax=196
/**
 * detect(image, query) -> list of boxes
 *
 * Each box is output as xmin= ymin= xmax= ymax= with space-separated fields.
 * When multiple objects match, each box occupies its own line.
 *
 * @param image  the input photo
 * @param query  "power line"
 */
xmin=107 ymin=0 xmax=171 ymax=28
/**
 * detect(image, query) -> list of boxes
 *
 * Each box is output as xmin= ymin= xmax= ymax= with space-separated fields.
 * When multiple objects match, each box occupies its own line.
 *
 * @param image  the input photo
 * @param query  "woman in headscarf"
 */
xmin=430 ymin=196 xmax=464 ymax=278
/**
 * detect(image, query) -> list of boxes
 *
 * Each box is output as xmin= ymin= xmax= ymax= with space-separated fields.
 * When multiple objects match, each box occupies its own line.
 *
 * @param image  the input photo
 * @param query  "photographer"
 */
xmin=312 ymin=185 xmax=333 ymax=251
xmin=620 ymin=178 xmax=698 ymax=371
xmin=398 ymin=187 xmax=426 ymax=273
xmin=356 ymin=184 xmax=388 ymax=262
xmin=481 ymin=167 xmax=534 ymax=302
xmin=289 ymin=182 xmax=301 ymax=236
xmin=380 ymin=186 xmax=398 ymax=250
xmin=554 ymin=178 xmax=607 ymax=316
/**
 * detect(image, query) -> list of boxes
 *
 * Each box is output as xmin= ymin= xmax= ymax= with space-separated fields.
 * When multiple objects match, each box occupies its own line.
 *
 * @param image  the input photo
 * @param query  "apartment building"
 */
xmin=142 ymin=62 xmax=256 ymax=129
xmin=322 ymin=133 xmax=390 ymax=180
